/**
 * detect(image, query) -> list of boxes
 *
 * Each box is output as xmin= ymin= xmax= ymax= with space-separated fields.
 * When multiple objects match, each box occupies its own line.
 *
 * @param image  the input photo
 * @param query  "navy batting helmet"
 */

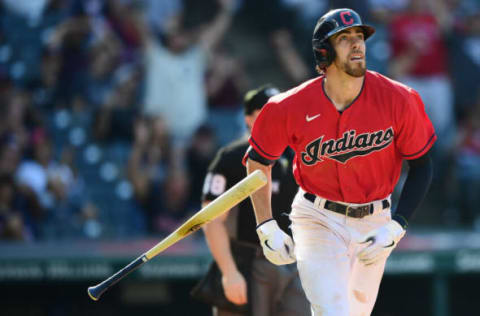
xmin=312 ymin=8 xmax=375 ymax=69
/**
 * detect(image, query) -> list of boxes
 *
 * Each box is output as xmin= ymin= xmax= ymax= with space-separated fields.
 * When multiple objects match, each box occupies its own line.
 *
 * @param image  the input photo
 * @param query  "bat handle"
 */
xmin=87 ymin=255 xmax=148 ymax=301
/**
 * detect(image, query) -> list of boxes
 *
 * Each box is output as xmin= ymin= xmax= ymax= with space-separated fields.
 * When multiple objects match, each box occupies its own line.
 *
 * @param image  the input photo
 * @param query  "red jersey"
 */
xmin=247 ymin=71 xmax=436 ymax=203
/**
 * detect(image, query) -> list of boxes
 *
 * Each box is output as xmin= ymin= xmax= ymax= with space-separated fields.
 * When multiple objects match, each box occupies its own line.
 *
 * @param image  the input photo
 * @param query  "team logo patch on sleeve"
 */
xmin=301 ymin=127 xmax=394 ymax=165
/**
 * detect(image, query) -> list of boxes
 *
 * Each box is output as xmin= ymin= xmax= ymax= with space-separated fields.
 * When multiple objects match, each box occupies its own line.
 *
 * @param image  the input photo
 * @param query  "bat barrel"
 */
xmin=87 ymin=255 xmax=147 ymax=301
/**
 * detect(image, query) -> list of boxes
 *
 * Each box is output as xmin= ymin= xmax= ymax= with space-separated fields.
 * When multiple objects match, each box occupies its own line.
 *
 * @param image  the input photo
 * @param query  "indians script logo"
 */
xmin=301 ymin=127 xmax=394 ymax=165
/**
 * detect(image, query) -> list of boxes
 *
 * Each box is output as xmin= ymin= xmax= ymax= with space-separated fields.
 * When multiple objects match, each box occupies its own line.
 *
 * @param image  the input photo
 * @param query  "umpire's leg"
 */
xmin=276 ymin=264 xmax=310 ymax=316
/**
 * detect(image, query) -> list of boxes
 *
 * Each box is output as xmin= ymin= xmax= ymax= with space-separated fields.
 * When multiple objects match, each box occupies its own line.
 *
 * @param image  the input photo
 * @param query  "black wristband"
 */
xmin=256 ymin=218 xmax=274 ymax=230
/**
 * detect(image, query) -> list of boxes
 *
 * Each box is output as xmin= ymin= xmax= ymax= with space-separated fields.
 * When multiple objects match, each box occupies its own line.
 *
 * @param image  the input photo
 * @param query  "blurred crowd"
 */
xmin=0 ymin=0 xmax=479 ymax=242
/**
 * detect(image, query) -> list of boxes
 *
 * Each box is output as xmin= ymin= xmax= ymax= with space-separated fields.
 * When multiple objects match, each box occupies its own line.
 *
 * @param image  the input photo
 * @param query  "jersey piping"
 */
xmin=402 ymin=132 xmax=436 ymax=159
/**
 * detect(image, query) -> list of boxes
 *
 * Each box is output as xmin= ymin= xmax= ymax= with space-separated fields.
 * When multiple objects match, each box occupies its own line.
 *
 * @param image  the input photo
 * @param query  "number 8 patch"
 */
xmin=202 ymin=173 xmax=227 ymax=196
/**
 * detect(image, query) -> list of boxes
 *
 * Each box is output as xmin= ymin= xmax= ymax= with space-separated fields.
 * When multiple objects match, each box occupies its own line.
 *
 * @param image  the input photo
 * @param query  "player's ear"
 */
xmin=245 ymin=110 xmax=261 ymax=131
xmin=245 ymin=114 xmax=255 ymax=131
xmin=251 ymin=109 xmax=262 ymax=124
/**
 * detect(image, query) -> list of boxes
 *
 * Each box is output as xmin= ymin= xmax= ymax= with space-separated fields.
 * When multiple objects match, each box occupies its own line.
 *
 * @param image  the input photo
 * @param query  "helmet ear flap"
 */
xmin=313 ymin=41 xmax=335 ymax=70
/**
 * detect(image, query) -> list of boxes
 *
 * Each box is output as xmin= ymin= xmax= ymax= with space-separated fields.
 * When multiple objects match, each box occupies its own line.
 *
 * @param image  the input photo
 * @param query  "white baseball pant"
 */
xmin=290 ymin=189 xmax=392 ymax=316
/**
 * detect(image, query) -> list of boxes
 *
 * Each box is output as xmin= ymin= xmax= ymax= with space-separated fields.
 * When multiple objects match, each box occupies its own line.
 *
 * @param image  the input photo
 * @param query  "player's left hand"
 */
xmin=357 ymin=220 xmax=406 ymax=265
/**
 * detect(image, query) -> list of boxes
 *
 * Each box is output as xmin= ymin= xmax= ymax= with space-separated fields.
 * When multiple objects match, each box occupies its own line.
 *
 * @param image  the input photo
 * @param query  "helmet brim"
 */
xmin=326 ymin=24 xmax=376 ymax=42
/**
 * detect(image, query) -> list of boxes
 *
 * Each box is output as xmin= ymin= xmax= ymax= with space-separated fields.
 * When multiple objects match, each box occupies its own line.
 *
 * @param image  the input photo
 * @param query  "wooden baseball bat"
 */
xmin=87 ymin=170 xmax=267 ymax=301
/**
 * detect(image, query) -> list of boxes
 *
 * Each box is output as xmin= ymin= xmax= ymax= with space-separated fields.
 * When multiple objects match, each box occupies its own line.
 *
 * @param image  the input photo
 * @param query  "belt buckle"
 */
xmin=346 ymin=205 xmax=355 ymax=217
xmin=346 ymin=205 xmax=369 ymax=218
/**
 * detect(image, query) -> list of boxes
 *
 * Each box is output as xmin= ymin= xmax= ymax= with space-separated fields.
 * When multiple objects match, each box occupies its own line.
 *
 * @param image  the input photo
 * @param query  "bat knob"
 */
xmin=86 ymin=255 xmax=148 ymax=301
xmin=87 ymin=285 xmax=104 ymax=301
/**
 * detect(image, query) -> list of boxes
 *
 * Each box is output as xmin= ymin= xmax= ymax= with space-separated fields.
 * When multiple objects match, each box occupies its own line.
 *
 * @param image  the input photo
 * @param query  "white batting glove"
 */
xmin=256 ymin=219 xmax=296 ymax=265
xmin=357 ymin=220 xmax=406 ymax=265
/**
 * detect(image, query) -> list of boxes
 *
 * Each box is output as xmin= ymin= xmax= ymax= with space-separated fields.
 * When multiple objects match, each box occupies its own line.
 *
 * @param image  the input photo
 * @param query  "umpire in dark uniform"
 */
xmin=192 ymin=85 xmax=309 ymax=316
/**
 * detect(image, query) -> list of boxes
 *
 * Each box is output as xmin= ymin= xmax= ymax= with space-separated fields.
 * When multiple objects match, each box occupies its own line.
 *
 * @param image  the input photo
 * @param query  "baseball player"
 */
xmin=200 ymin=85 xmax=310 ymax=316
xmin=244 ymin=9 xmax=436 ymax=316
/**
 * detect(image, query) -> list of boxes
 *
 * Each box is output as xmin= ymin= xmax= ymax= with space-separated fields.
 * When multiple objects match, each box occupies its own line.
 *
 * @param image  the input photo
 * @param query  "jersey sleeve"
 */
xmin=247 ymin=100 xmax=290 ymax=162
xmin=395 ymin=90 xmax=437 ymax=160
xmin=202 ymin=147 xmax=246 ymax=202
xmin=201 ymin=149 xmax=232 ymax=202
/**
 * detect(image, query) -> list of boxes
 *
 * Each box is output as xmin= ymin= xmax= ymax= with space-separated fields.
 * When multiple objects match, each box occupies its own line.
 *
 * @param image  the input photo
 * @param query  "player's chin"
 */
xmin=345 ymin=62 xmax=366 ymax=77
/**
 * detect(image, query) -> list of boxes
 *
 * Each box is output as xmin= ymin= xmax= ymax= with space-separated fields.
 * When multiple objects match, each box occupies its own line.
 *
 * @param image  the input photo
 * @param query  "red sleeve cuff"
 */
xmin=249 ymin=136 xmax=280 ymax=159
xmin=402 ymin=133 xmax=437 ymax=160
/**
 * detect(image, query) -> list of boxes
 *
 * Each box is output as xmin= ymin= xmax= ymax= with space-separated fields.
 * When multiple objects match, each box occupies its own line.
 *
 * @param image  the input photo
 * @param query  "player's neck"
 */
xmin=324 ymin=70 xmax=364 ymax=111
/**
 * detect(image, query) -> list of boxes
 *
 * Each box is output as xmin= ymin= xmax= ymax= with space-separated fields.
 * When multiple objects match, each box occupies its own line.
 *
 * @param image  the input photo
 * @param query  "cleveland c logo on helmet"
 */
xmin=340 ymin=11 xmax=354 ymax=25
xmin=312 ymin=8 xmax=375 ymax=69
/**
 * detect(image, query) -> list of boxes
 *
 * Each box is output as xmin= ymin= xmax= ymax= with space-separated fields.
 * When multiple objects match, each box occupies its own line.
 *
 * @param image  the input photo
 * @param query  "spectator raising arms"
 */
xmin=140 ymin=0 xmax=237 ymax=162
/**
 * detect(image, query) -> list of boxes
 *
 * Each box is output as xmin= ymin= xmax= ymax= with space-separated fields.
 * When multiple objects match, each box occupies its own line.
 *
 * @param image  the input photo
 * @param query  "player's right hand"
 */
xmin=221 ymin=269 xmax=247 ymax=305
xmin=256 ymin=219 xmax=296 ymax=265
